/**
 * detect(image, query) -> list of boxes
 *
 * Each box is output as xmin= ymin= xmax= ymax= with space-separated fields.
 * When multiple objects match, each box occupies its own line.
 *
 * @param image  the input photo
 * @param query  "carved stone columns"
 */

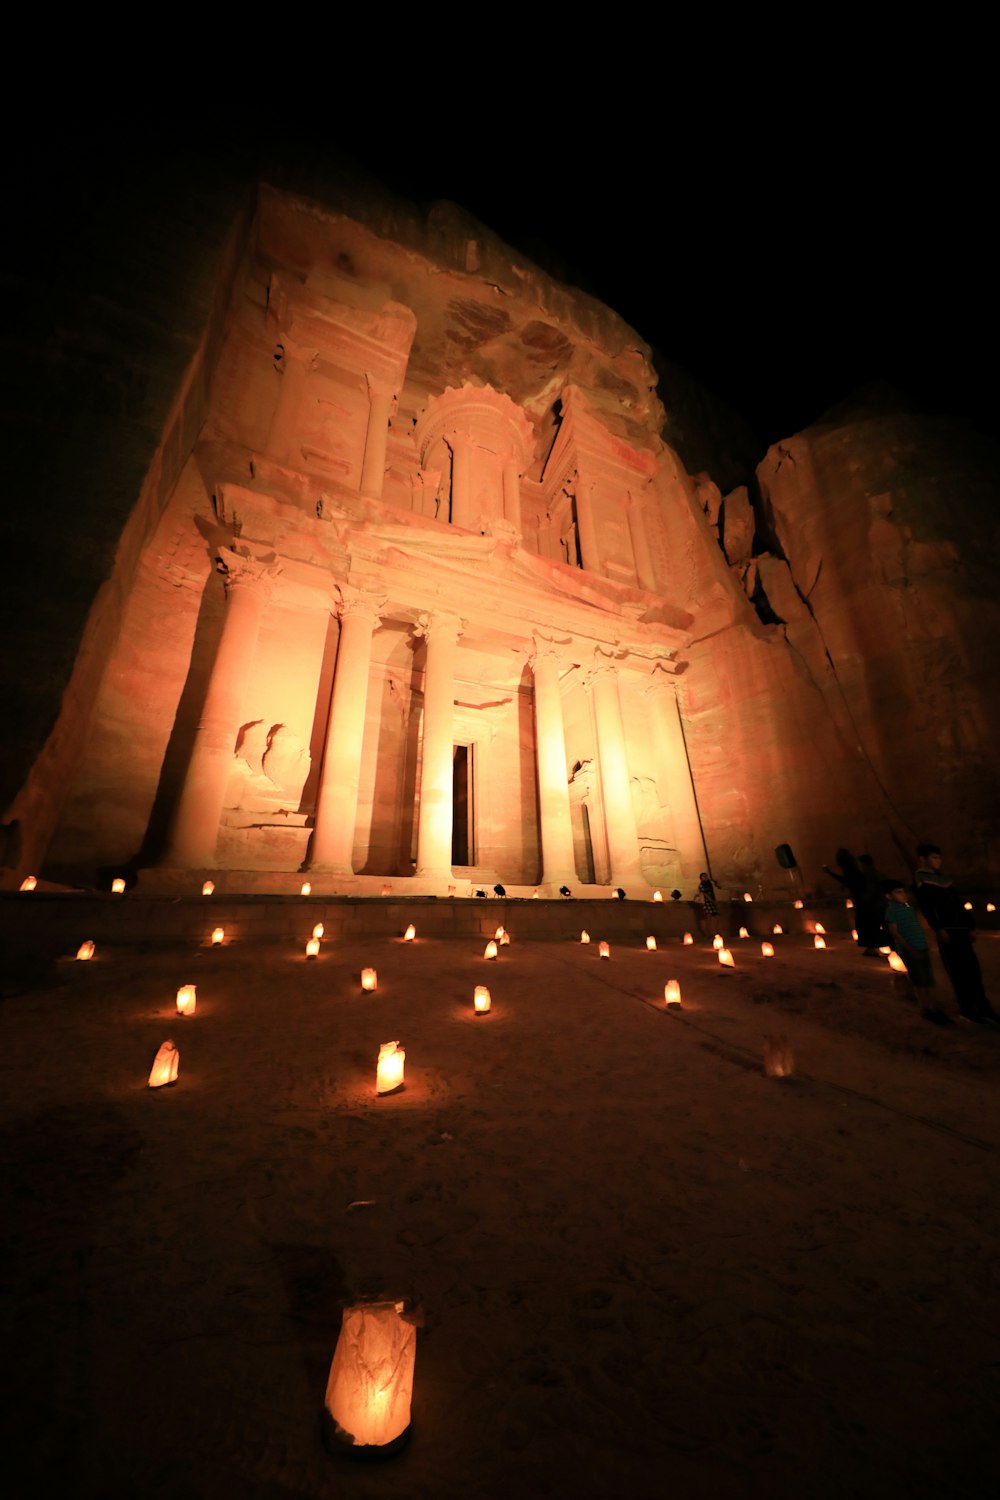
xmin=360 ymin=375 xmax=394 ymax=500
xmin=588 ymin=655 xmax=643 ymax=885
xmin=575 ymin=481 xmax=602 ymax=575
xmin=448 ymin=434 xmax=473 ymax=529
xmin=529 ymin=638 xmax=577 ymax=886
xmin=414 ymin=612 xmax=463 ymax=879
xmin=627 ymin=493 xmax=657 ymax=592
xmin=162 ymin=550 xmax=278 ymax=867
xmin=502 ymin=456 xmax=523 ymax=536
xmin=646 ymin=669 xmax=707 ymax=880
xmin=309 ymin=590 xmax=385 ymax=872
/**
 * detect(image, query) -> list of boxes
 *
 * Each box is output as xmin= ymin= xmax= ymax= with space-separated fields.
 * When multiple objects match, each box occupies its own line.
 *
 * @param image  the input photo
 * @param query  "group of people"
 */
xmin=694 ymin=848 xmax=997 ymax=1029
xmin=827 ymin=844 xmax=998 ymax=1027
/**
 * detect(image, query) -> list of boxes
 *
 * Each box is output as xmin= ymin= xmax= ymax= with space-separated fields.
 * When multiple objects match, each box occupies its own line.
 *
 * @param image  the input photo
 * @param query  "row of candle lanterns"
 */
xmin=18 ymin=873 xmax=1000 ymax=940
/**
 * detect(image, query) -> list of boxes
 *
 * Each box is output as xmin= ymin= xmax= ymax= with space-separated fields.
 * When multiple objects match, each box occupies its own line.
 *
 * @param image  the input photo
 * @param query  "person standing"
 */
xmin=914 ymin=844 xmax=999 ymax=1025
xmin=883 ymin=880 xmax=952 ymax=1025
xmin=695 ymin=871 xmax=719 ymax=938
xmin=823 ymin=847 xmax=884 ymax=955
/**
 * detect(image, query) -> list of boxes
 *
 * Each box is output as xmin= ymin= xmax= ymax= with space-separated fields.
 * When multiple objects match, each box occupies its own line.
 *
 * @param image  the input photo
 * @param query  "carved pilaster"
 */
xmin=588 ymin=650 xmax=643 ymax=886
xmin=645 ymin=665 xmax=707 ymax=880
xmin=414 ymin=612 xmax=464 ymax=879
xmin=161 ymin=552 xmax=280 ymax=868
xmin=528 ymin=634 xmax=577 ymax=886
xmin=309 ymin=586 xmax=388 ymax=872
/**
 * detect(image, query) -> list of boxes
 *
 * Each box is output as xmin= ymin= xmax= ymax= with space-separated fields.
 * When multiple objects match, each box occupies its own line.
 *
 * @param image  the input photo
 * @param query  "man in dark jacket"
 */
xmin=914 ymin=844 xmax=999 ymax=1025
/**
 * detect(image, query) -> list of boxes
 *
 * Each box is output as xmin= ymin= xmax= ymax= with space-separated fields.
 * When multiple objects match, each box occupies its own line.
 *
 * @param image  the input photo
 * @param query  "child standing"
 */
xmin=883 ymin=880 xmax=953 ymax=1026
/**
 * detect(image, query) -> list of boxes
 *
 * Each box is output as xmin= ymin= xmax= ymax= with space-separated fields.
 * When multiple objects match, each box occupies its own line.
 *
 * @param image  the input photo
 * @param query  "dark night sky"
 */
xmin=10 ymin=89 xmax=996 ymax=456
xmin=263 ymin=87 xmax=997 ymax=452
xmin=359 ymin=129 xmax=994 ymax=451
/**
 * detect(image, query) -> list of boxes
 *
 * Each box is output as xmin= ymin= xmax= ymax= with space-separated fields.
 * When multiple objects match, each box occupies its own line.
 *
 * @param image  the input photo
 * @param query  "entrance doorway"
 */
xmin=452 ymin=743 xmax=474 ymax=865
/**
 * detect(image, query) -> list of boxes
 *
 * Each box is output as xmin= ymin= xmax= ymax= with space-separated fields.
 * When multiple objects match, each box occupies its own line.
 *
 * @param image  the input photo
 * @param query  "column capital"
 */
xmin=645 ymin=662 xmax=680 ymax=700
xmin=414 ymin=610 xmax=464 ymax=646
xmin=364 ymin=370 xmax=398 ymax=408
xmin=528 ymin=633 xmax=573 ymax=675
xmin=335 ymin=585 xmax=387 ymax=630
xmin=583 ymin=647 xmax=625 ymax=691
xmin=217 ymin=546 xmax=281 ymax=603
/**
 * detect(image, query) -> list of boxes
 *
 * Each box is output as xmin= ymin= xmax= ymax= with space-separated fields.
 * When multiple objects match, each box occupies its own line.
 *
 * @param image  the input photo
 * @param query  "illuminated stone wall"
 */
xmin=5 ymin=181 xmax=998 ymax=894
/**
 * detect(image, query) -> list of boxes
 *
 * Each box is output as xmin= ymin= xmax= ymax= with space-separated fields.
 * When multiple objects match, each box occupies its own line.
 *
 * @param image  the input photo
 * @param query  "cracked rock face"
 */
xmin=681 ymin=395 xmax=999 ymax=881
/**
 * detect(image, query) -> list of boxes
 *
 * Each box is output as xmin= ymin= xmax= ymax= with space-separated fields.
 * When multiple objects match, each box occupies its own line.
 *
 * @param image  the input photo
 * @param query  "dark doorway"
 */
xmin=452 ymin=744 xmax=472 ymax=865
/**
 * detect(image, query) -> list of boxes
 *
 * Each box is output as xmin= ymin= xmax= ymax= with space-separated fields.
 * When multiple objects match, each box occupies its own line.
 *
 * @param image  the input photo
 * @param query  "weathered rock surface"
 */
xmin=3 ymin=161 xmax=998 ymax=893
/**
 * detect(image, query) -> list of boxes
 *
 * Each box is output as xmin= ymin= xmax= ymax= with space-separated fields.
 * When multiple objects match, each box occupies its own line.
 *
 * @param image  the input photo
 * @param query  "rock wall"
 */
xmin=3 ymin=161 xmax=998 ymax=893
xmin=683 ymin=398 xmax=1000 ymax=886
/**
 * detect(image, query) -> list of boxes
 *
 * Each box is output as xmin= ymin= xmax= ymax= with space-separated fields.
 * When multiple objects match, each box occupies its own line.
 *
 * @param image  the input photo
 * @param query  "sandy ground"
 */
xmin=2 ymin=922 xmax=1000 ymax=1500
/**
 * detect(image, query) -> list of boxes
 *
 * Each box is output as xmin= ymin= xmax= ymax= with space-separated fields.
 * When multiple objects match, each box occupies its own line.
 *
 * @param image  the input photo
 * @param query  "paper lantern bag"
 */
xmin=324 ymin=1300 xmax=416 ymax=1452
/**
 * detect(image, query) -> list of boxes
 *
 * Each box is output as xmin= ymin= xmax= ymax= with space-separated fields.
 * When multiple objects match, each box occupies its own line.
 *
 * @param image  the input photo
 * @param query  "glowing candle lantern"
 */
xmin=887 ymin=952 xmax=907 ymax=973
xmin=599 ymin=941 xmax=611 ymax=960
xmin=664 ymin=979 xmax=682 ymax=1007
xmin=878 ymin=945 xmax=891 ymax=955
xmin=484 ymin=940 xmax=498 ymax=960
xmin=381 ymin=883 xmax=392 ymax=897
xmin=403 ymin=924 xmax=416 ymax=942
xmin=19 ymin=876 xmax=37 ymax=891
xmin=773 ymin=924 xmax=783 ymax=935
xmin=495 ymin=926 xmax=506 ymax=941
xmin=376 ymin=1041 xmax=405 ymax=1095
xmin=815 ymin=922 xmax=826 ymax=935
xmin=793 ymin=899 xmax=803 ymax=910
xmin=532 ymin=889 xmax=540 ymax=898
xmin=964 ymin=901 xmax=973 ymax=911
xmin=683 ymin=932 xmax=694 ymax=945
xmin=653 ymin=889 xmax=663 ymax=902
xmin=176 ymin=984 xmax=197 ymax=1016
xmin=851 ymin=928 xmax=859 ymax=941
xmin=361 ymin=968 xmax=377 ymax=992
xmin=499 ymin=931 xmax=510 ymax=946
xmin=312 ymin=922 xmax=325 ymax=940
xmin=845 ymin=898 xmax=854 ymax=909
xmin=211 ymin=927 xmax=224 ymax=946
xmin=323 ymin=1299 xmax=416 ymax=1455
xmin=306 ymin=937 xmax=320 ymax=959
xmin=761 ymin=941 xmax=775 ymax=957
xmin=76 ymin=940 xmax=95 ymax=961
xmin=111 ymin=878 xmax=126 ymax=894
xmin=580 ymin=930 xmax=590 ymax=944
xmin=300 ymin=882 xmax=312 ymax=896
xmin=713 ymin=934 xmax=724 ymax=950
xmin=148 ymin=1040 xmax=179 ymax=1088
xmin=646 ymin=936 xmax=657 ymax=951
xmin=202 ymin=880 xmax=215 ymax=896
xmin=743 ymin=892 xmax=753 ymax=903
xmin=474 ymin=984 xmax=491 ymax=1014
xmin=987 ymin=903 xmax=996 ymax=913
xmin=739 ymin=926 xmax=749 ymax=939
xmin=814 ymin=935 xmax=827 ymax=950
xmin=718 ymin=948 xmax=735 ymax=967
xmin=764 ymin=1035 xmax=794 ymax=1078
